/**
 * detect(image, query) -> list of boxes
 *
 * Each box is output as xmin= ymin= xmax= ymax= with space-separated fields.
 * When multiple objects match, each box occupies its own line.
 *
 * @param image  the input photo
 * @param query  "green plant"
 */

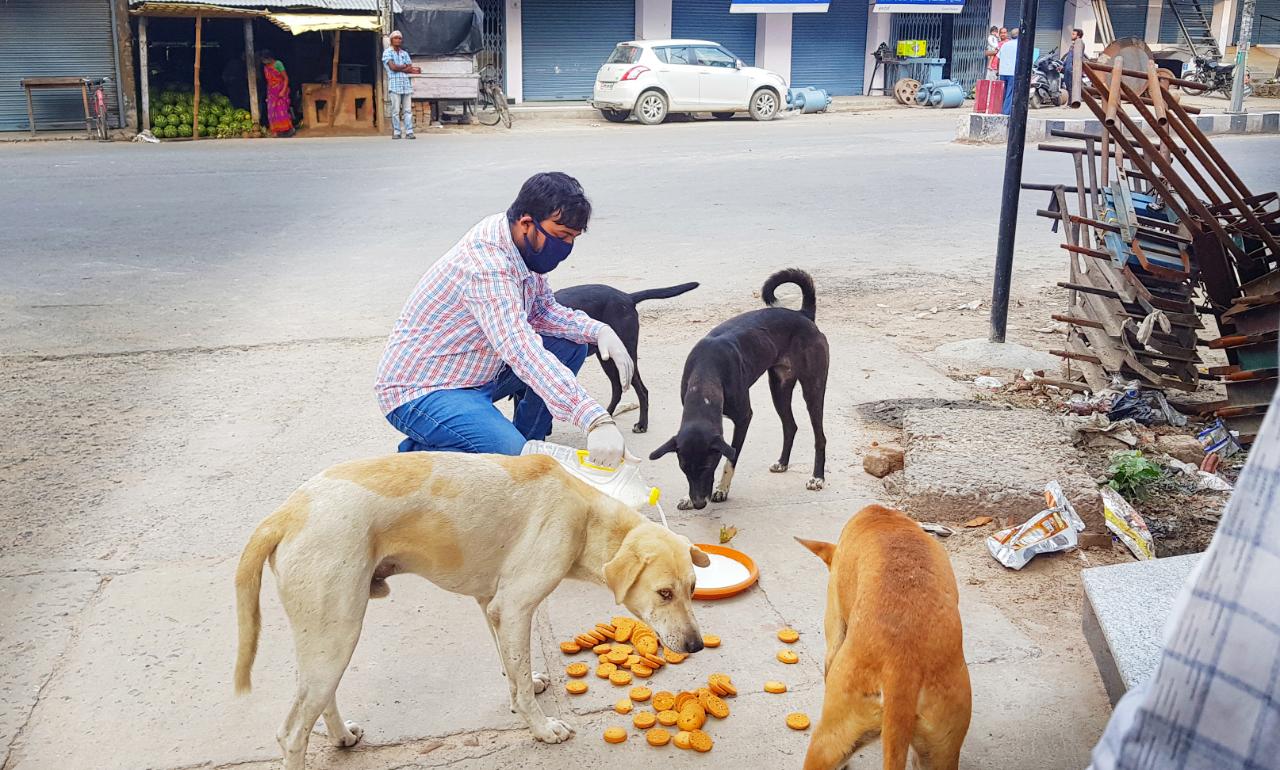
xmin=1106 ymin=450 xmax=1163 ymax=500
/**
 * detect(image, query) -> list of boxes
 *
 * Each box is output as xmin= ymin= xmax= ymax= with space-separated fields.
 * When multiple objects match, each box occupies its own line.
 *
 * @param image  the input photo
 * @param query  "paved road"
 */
xmin=2 ymin=113 xmax=1277 ymax=770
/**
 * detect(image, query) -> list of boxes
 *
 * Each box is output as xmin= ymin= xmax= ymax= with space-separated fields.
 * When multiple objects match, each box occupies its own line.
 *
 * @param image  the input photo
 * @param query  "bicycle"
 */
xmin=85 ymin=76 xmax=110 ymax=140
xmin=474 ymin=65 xmax=511 ymax=129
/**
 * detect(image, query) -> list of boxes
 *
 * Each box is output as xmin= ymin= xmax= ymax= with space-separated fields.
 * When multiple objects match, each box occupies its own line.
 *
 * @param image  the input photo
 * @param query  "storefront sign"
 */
xmin=730 ymin=0 xmax=831 ymax=12
xmin=873 ymin=0 xmax=964 ymax=13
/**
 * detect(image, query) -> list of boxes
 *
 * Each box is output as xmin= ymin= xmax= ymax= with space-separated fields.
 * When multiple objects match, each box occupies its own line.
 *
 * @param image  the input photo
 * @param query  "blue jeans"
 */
xmin=386 ymin=335 xmax=588 ymax=456
xmin=1001 ymin=75 xmax=1016 ymax=115
xmin=389 ymin=91 xmax=414 ymax=136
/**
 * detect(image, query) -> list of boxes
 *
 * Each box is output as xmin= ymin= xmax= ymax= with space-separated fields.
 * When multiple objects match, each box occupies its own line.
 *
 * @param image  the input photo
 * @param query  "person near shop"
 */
xmin=985 ymin=27 xmax=1001 ymax=79
xmin=382 ymin=31 xmax=420 ymax=140
xmin=998 ymin=28 xmax=1020 ymax=115
xmin=375 ymin=171 xmax=636 ymax=467
xmin=1064 ymin=28 xmax=1086 ymax=106
xmin=260 ymin=51 xmax=294 ymax=137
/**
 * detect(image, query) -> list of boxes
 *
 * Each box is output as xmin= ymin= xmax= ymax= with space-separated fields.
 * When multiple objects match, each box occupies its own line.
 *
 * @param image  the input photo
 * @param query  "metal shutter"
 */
xmin=672 ymin=0 xmax=757 ymax=65
xmin=522 ymin=0 xmax=635 ymax=100
xmin=1236 ymin=0 xmax=1280 ymax=43
xmin=1004 ymin=0 xmax=1065 ymax=54
xmin=0 ymin=0 xmax=123 ymax=132
xmin=791 ymin=0 xmax=868 ymax=95
xmin=1159 ymin=1 xmax=1182 ymax=43
xmin=1107 ymin=0 xmax=1149 ymax=40
xmin=950 ymin=0 xmax=994 ymax=89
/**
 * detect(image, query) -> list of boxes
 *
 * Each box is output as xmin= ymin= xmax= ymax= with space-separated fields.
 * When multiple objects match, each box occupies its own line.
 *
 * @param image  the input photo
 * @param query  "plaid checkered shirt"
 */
xmin=375 ymin=213 xmax=607 ymax=431
xmin=1091 ymin=342 xmax=1280 ymax=770
xmin=382 ymin=48 xmax=413 ymax=94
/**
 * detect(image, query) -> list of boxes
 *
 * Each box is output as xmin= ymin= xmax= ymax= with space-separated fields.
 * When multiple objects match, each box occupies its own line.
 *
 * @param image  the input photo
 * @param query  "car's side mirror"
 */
xmin=735 ymin=59 xmax=744 ymax=69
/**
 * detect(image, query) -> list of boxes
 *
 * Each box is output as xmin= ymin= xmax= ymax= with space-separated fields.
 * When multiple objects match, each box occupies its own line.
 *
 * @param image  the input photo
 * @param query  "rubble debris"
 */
xmin=1154 ymin=434 xmax=1204 ymax=464
xmin=1107 ymin=386 xmax=1186 ymax=427
xmin=973 ymin=376 xmax=1005 ymax=389
xmin=918 ymin=522 xmax=956 ymax=537
xmin=863 ymin=446 xmax=905 ymax=478
xmin=855 ymin=398 xmax=1003 ymax=429
xmin=1196 ymin=418 xmax=1242 ymax=458
xmin=1077 ymin=532 xmax=1116 ymax=550
xmin=985 ymin=481 xmax=1086 ymax=570
xmin=962 ymin=515 xmax=994 ymax=527
xmin=1063 ymin=413 xmax=1141 ymax=449
xmin=1101 ymin=486 xmax=1156 ymax=560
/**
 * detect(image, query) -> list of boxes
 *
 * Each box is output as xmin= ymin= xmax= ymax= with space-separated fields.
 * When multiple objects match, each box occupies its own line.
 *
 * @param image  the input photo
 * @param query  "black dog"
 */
xmin=555 ymin=282 xmax=699 ymax=434
xmin=649 ymin=269 xmax=828 ymax=510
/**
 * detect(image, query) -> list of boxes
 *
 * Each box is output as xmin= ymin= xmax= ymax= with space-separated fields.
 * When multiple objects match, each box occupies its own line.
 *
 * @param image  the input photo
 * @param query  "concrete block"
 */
xmin=1246 ymin=112 xmax=1264 ymax=132
xmin=958 ymin=112 xmax=1008 ymax=143
xmin=1229 ymin=113 xmax=1248 ymax=133
xmin=863 ymin=445 xmax=905 ymax=477
xmin=902 ymin=407 xmax=1103 ymax=528
xmin=1083 ymin=118 xmax=1102 ymax=135
xmin=1196 ymin=115 xmax=1215 ymax=132
xmin=1263 ymin=111 xmax=1280 ymax=132
xmin=1082 ymin=553 xmax=1202 ymax=705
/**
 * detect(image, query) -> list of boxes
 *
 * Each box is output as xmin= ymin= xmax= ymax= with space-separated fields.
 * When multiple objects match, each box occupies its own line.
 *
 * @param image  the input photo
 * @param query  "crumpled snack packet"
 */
xmin=986 ymin=481 xmax=1087 ymax=570
xmin=1100 ymin=486 xmax=1156 ymax=560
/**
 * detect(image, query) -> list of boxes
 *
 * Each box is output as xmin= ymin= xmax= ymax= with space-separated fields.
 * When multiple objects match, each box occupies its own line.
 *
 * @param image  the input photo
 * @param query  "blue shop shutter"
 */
xmin=790 ymin=0 xmax=868 ymax=95
xmin=522 ymin=0 xmax=636 ymax=100
xmin=673 ymin=0 xmax=758 ymax=65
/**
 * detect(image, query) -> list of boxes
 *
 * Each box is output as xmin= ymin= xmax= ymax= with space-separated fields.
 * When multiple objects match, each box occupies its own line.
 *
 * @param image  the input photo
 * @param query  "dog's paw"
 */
xmin=806 ymin=477 xmax=825 ymax=491
xmin=531 ymin=717 xmax=575 ymax=744
xmin=632 ymin=424 xmax=647 ymax=434
xmin=677 ymin=497 xmax=694 ymax=511
xmin=532 ymin=671 xmax=550 ymax=694
xmin=710 ymin=490 xmax=729 ymax=503
xmin=770 ymin=462 xmax=789 ymax=473
xmin=334 ymin=721 xmax=363 ymax=748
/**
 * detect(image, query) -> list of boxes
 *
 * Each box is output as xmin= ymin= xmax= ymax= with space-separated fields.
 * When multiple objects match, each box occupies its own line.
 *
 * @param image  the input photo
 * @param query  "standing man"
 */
xmin=382 ymin=30 xmax=419 ymax=140
xmin=998 ymin=27 xmax=1020 ymax=115
xmin=1064 ymin=28 xmax=1086 ymax=106
xmin=375 ymin=172 xmax=636 ymax=467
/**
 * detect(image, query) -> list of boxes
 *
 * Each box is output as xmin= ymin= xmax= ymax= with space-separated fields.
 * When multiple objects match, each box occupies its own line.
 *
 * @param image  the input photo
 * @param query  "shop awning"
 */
xmin=872 ymin=0 xmax=964 ymax=12
xmin=266 ymin=13 xmax=382 ymax=33
xmin=730 ymin=1 xmax=830 ymax=12
xmin=131 ymin=2 xmax=266 ymax=18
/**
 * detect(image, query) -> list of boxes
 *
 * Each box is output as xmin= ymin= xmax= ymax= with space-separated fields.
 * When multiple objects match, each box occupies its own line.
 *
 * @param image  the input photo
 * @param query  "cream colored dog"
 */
xmin=234 ymin=451 xmax=709 ymax=770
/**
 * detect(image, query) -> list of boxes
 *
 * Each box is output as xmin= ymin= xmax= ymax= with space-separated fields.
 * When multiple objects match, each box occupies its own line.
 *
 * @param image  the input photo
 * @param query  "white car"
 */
xmin=591 ymin=39 xmax=789 ymax=125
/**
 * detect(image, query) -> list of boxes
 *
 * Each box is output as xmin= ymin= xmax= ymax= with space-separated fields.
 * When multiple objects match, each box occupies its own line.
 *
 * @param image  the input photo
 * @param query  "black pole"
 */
xmin=989 ymin=0 xmax=1040 ymax=343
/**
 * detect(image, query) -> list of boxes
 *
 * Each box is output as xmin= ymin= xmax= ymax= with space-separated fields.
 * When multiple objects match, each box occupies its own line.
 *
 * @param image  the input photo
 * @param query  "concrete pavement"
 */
xmin=2 ymin=113 xmax=1277 ymax=769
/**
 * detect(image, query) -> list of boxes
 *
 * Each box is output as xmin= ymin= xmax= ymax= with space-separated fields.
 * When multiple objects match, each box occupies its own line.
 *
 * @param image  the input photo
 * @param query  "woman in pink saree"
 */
xmin=260 ymin=51 xmax=294 ymax=136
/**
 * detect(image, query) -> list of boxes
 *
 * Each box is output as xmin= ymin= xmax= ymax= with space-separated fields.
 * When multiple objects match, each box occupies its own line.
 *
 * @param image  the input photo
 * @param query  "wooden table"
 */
xmin=19 ymin=76 xmax=93 ymax=137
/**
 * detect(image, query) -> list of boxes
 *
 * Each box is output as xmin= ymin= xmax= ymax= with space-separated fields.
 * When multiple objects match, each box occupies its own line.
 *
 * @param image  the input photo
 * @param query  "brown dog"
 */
xmin=797 ymin=505 xmax=971 ymax=770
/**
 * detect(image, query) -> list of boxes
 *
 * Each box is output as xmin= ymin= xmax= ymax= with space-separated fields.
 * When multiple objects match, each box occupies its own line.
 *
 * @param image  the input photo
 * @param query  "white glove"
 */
xmin=587 ymin=418 xmax=631 ymax=469
xmin=596 ymin=325 xmax=635 ymax=392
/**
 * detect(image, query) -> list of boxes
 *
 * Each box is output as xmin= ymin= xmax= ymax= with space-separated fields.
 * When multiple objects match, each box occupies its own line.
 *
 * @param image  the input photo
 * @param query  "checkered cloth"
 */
xmin=374 ymin=213 xmax=607 ymax=431
xmin=1091 ymin=345 xmax=1280 ymax=770
xmin=382 ymin=48 xmax=413 ymax=94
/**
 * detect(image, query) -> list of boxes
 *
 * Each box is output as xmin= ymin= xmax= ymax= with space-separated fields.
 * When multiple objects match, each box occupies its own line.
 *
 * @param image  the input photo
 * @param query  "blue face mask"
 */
xmin=518 ymin=219 xmax=574 ymax=273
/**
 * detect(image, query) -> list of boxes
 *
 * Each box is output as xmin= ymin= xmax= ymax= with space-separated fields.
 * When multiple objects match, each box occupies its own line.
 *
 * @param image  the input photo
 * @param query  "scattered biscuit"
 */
xmin=704 ymin=694 xmax=730 ymax=719
xmin=565 ymin=681 xmax=588 ymax=695
xmin=777 ymin=650 xmax=799 ymax=664
xmin=786 ymin=712 xmax=811 ymax=730
xmin=560 ymin=641 xmax=581 ymax=655
xmin=609 ymin=670 xmax=633 ymax=686
xmin=662 ymin=648 xmax=687 ymax=664
xmin=603 ymin=726 xmax=627 ymax=744
xmin=652 ymin=691 xmax=676 ymax=711
xmin=764 ymin=680 xmax=787 ymax=694
xmin=566 ymin=662 xmax=588 ymax=678
xmin=596 ymin=662 xmax=618 ymax=678
xmin=632 ymin=664 xmax=654 ymax=678
xmin=633 ymin=711 xmax=657 ymax=730
xmin=607 ymin=650 xmax=629 ymax=665
xmin=701 ymin=634 xmax=721 ymax=648
xmin=689 ymin=729 xmax=714 ymax=753
xmin=614 ymin=698 xmax=633 ymax=715
xmin=777 ymin=627 xmax=800 ymax=643
xmin=656 ymin=709 xmax=679 ymax=727
xmin=646 ymin=728 xmax=671 ymax=747
xmin=593 ymin=643 xmax=612 ymax=655
xmin=630 ymin=687 xmax=652 ymax=702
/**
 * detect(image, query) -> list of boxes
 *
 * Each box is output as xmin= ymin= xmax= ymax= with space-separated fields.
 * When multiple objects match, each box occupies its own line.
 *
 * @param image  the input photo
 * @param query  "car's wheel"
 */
xmin=749 ymin=88 xmax=779 ymax=121
xmin=712 ymin=111 xmax=735 ymax=120
xmin=600 ymin=109 xmax=629 ymax=123
xmin=635 ymin=90 xmax=668 ymax=125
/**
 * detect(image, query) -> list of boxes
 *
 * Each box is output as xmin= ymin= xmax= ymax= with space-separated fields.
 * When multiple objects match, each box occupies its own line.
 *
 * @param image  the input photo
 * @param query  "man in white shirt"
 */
xmin=998 ymin=27 xmax=1020 ymax=115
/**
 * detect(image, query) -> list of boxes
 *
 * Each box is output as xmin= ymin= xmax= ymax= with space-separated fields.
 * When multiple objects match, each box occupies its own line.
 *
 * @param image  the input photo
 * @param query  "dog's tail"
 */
xmin=762 ymin=269 xmax=817 ymax=322
xmin=629 ymin=281 xmax=700 ymax=304
xmin=233 ymin=501 xmax=292 ymax=695
xmin=880 ymin=670 xmax=923 ymax=770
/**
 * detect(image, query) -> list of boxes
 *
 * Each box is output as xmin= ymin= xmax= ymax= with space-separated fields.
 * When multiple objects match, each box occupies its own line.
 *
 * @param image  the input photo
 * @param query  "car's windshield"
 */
xmin=607 ymin=45 xmax=642 ymax=64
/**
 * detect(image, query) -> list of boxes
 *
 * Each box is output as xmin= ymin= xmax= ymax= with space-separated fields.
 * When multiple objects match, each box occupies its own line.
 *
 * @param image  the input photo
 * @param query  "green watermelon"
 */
xmin=175 ymin=123 xmax=192 ymax=137
xmin=163 ymin=125 xmax=178 ymax=138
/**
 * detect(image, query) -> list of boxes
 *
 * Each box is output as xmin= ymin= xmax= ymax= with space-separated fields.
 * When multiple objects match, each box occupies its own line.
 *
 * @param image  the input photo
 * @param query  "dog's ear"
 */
xmin=690 ymin=546 xmax=711 ymax=568
xmin=604 ymin=542 xmax=651 ymax=604
xmin=714 ymin=438 xmax=737 ymax=465
xmin=795 ymin=537 xmax=835 ymax=567
xmin=649 ymin=436 xmax=678 ymax=460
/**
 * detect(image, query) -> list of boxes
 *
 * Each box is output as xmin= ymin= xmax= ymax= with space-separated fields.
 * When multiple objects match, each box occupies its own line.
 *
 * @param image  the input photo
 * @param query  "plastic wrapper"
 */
xmin=1197 ymin=418 xmax=1241 ymax=459
xmin=986 ymin=481 xmax=1086 ymax=569
xmin=1100 ymin=486 xmax=1156 ymax=560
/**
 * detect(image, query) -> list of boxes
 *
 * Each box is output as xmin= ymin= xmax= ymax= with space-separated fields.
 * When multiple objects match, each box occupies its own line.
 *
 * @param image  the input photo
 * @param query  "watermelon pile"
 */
xmin=149 ymin=90 xmax=262 ymax=139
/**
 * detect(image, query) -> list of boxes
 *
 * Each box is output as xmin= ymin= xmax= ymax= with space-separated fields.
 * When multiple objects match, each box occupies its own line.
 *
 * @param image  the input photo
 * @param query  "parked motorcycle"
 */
xmin=1185 ymin=55 xmax=1252 ymax=98
xmin=1030 ymin=47 xmax=1066 ymax=109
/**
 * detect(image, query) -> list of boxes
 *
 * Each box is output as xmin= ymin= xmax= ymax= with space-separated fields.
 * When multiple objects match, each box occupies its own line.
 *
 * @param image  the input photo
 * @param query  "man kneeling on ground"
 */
xmin=375 ymin=171 xmax=635 ymax=467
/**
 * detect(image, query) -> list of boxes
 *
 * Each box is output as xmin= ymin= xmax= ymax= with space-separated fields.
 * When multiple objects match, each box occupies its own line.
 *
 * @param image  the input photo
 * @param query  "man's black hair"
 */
xmin=506 ymin=172 xmax=592 ymax=231
xmin=1073 ymin=27 xmax=1084 ymax=37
